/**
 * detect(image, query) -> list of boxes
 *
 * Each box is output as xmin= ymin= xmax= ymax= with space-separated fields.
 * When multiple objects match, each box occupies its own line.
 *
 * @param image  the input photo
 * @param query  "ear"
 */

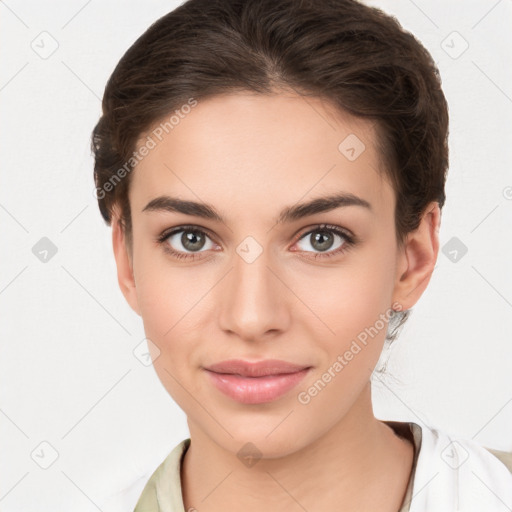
xmin=111 ymin=211 xmax=141 ymax=316
xmin=391 ymin=201 xmax=441 ymax=311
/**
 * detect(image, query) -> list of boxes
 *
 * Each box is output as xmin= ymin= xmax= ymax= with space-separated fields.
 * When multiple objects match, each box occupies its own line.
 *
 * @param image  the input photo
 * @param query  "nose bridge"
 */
xmin=218 ymin=241 xmax=287 ymax=340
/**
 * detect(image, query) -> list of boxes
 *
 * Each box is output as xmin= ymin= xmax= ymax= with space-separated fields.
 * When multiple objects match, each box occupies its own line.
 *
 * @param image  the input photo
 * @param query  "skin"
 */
xmin=112 ymin=90 xmax=440 ymax=511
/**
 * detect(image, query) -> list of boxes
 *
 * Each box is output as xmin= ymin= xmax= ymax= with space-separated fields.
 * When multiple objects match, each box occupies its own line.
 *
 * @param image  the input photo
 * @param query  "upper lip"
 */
xmin=204 ymin=359 xmax=311 ymax=378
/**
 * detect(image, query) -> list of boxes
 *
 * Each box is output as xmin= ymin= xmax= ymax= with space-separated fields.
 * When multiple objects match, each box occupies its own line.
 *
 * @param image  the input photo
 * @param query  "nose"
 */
xmin=217 ymin=245 xmax=290 ymax=342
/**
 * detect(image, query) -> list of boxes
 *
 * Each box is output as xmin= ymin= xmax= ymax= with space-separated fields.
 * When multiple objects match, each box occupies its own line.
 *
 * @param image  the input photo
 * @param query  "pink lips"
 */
xmin=203 ymin=359 xmax=311 ymax=404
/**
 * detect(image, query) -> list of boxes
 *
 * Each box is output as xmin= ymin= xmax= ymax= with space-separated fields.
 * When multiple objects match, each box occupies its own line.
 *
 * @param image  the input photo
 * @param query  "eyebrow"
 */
xmin=142 ymin=192 xmax=372 ymax=224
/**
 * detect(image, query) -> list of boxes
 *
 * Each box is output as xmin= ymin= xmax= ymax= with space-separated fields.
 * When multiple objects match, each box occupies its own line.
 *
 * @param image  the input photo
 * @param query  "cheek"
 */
xmin=132 ymin=251 xmax=191 ymax=363
xmin=292 ymin=259 xmax=394 ymax=343
xmin=292 ymin=264 xmax=394 ymax=419
xmin=136 ymin=276 xmax=206 ymax=371
xmin=134 ymin=266 xmax=204 ymax=407
xmin=287 ymin=249 xmax=397 ymax=397
xmin=132 ymin=245 xmax=218 ymax=388
xmin=133 ymin=240 xmax=207 ymax=334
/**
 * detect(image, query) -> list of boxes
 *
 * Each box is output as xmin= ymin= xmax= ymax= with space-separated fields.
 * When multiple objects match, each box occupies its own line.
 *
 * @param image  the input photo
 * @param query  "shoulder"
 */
xmin=408 ymin=422 xmax=512 ymax=512
xmin=132 ymin=438 xmax=190 ymax=512
xmin=484 ymin=447 xmax=512 ymax=474
xmin=98 ymin=439 xmax=190 ymax=511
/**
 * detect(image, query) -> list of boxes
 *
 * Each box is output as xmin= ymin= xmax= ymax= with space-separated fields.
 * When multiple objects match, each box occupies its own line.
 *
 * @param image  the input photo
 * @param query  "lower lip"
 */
xmin=204 ymin=368 xmax=311 ymax=404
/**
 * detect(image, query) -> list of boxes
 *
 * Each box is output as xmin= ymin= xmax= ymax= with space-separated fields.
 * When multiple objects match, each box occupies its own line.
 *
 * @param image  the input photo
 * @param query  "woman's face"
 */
xmin=115 ymin=91 xmax=421 ymax=456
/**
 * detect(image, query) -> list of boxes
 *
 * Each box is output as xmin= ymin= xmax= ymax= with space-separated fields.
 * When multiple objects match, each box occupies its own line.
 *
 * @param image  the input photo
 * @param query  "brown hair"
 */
xmin=91 ymin=0 xmax=449 ymax=344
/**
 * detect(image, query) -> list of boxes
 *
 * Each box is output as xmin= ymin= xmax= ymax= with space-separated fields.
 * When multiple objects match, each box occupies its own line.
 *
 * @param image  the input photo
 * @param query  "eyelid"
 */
xmin=158 ymin=223 xmax=353 ymax=245
xmin=293 ymin=223 xmax=354 ymax=243
xmin=158 ymin=224 xmax=219 ymax=244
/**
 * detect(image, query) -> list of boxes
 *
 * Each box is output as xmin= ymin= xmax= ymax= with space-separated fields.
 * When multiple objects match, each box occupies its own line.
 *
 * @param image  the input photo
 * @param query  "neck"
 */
xmin=181 ymin=382 xmax=414 ymax=512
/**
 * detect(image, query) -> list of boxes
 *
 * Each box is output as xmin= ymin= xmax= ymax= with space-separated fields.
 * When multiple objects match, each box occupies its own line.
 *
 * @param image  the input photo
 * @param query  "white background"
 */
xmin=1 ymin=0 xmax=511 ymax=510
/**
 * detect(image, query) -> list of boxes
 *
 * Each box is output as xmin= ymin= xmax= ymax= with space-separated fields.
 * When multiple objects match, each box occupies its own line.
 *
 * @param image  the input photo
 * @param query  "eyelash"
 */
xmin=156 ymin=223 xmax=357 ymax=261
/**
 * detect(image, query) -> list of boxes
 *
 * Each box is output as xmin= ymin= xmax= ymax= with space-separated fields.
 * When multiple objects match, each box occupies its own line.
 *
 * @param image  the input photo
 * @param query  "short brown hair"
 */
xmin=91 ymin=0 xmax=449 ymax=343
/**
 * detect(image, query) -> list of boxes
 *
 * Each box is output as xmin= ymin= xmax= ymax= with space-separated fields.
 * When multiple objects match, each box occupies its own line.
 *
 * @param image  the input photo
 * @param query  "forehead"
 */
xmin=130 ymin=91 xmax=393 ymax=219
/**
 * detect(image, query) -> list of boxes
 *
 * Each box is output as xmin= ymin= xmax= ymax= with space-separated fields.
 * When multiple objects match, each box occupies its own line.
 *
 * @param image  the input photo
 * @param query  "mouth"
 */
xmin=203 ymin=359 xmax=312 ymax=404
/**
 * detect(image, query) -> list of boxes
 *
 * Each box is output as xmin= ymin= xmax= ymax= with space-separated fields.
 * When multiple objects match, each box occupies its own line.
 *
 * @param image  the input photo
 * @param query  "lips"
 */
xmin=203 ymin=359 xmax=312 ymax=404
xmin=204 ymin=359 xmax=310 ymax=377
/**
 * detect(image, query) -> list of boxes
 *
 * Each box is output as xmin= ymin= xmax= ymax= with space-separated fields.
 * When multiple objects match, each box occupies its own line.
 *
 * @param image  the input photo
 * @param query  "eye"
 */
xmin=292 ymin=224 xmax=356 ymax=259
xmin=157 ymin=225 xmax=218 ymax=260
xmin=156 ymin=223 xmax=357 ymax=262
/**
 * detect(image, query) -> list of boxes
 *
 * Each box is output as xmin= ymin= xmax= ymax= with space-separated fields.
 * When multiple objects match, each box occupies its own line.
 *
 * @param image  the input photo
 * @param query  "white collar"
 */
xmin=407 ymin=422 xmax=512 ymax=512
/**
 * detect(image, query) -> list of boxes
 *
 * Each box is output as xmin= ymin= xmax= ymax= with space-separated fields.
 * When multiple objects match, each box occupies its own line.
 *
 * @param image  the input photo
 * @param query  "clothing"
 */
xmin=128 ymin=421 xmax=512 ymax=512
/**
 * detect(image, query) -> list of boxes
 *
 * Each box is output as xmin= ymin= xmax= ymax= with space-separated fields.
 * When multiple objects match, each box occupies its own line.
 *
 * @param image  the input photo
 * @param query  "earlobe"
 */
xmin=392 ymin=201 xmax=441 ymax=311
xmin=111 ymin=215 xmax=141 ymax=317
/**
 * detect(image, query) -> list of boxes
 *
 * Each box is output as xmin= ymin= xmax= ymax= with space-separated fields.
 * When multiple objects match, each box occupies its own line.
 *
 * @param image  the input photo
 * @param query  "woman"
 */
xmin=91 ymin=0 xmax=512 ymax=510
